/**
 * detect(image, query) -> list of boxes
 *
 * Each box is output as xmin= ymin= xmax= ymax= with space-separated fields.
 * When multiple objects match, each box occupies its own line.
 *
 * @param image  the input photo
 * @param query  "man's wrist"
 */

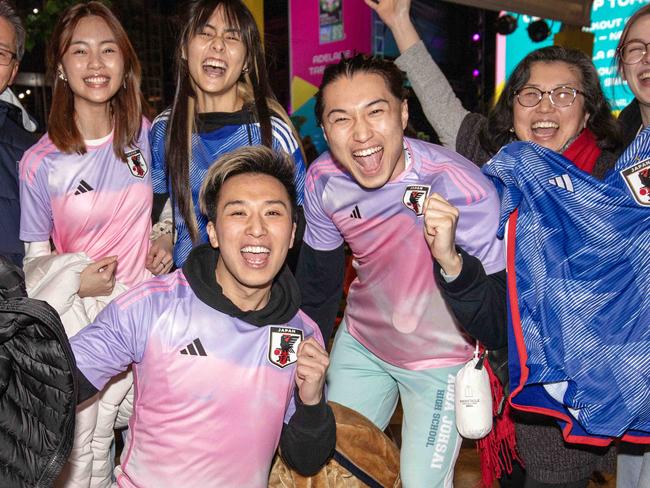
xmin=299 ymin=390 xmax=323 ymax=406
xmin=438 ymin=252 xmax=463 ymax=279
xmin=392 ymin=21 xmax=420 ymax=53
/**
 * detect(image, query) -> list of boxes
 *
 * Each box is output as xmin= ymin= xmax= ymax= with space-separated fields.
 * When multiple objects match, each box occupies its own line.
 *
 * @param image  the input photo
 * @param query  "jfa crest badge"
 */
xmin=125 ymin=149 xmax=148 ymax=178
xmin=620 ymin=158 xmax=650 ymax=207
xmin=268 ymin=327 xmax=303 ymax=368
xmin=403 ymin=185 xmax=430 ymax=215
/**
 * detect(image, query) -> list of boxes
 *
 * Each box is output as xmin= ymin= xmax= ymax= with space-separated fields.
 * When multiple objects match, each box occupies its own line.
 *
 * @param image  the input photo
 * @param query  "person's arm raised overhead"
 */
xmin=367 ymin=0 xmax=469 ymax=149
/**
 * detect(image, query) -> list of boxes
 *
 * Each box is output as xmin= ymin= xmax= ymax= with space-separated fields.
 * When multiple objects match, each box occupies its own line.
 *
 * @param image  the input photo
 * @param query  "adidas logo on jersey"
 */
xmin=74 ymin=180 xmax=94 ymax=195
xmin=350 ymin=205 xmax=362 ymax=219
xmin=179 ymin=338 xmax=207 ymax=356
xmin=548 ymin=174 xmax=574 ymax=192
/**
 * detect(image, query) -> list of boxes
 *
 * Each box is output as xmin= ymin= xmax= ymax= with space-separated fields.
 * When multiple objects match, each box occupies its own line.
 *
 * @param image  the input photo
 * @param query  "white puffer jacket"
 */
xmin=25 ymin=253 xmax=135 ymax=488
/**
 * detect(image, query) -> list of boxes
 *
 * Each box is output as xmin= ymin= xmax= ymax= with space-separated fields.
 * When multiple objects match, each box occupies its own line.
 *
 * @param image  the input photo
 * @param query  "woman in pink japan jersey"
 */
xmin=18 ymin=3 xmax=169 ymax=487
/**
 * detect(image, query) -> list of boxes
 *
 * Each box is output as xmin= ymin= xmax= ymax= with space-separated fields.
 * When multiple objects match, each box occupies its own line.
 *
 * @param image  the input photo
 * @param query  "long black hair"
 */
xmin=479 ymin=46 xmax=622 ymax=155
xmin=166 ymin=0 xmax=279 ymax=242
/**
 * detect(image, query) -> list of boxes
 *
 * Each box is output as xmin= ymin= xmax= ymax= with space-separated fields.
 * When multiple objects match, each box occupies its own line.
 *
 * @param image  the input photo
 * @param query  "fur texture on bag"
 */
xmin=269 ymin=402 xmax=401 ymax=487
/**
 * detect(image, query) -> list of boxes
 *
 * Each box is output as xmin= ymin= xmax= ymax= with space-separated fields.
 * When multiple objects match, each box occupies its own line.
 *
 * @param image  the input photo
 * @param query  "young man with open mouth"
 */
xmin=70 ymin=146 xmax=335 ymax=487
xmin=297 ymin=54 xmax=504 ymax=486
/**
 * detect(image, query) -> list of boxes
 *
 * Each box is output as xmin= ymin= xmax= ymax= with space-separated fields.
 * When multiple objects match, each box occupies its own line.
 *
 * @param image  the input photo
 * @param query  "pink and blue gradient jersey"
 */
xmin=70 ymin=245 xmax=326 ymax=487
xmin=19 ymin=120 xmax=152 ymax=288
xmin=304 ymin=137 xmax=505 ymax=370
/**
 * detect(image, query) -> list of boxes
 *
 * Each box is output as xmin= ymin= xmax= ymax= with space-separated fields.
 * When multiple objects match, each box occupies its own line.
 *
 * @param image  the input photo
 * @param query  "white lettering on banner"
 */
xmin=594 ymin=0 xmax=649 ymax=11
xmin=605 ymin=77 xmax=625 ymax=87
xmin=311 ymin=50 xmax=352 ymax=64
xmin=307 ymin=50 xmax=353 ymax=78
xmin=309 ymin=65 xmax=326 ymax=76
xmin=598 ymin=66 xmax=617 ymax=76
xmin=591 ymin=18 xmax=623 ymax=30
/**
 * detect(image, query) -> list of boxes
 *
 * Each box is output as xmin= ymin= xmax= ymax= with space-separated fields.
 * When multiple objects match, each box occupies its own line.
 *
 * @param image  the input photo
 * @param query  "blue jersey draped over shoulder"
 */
xmin=483 ymin=131 xmax=650 ymax=445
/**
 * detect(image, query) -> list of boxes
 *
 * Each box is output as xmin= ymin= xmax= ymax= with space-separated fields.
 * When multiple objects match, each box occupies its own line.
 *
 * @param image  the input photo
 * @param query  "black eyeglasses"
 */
xmin=0 ymin=47 xmax=16 ymax=66
xmin=515 ymin=86 xmax=584 ymax=108
xmin=619 ymin=40 xmax=650 ymax=65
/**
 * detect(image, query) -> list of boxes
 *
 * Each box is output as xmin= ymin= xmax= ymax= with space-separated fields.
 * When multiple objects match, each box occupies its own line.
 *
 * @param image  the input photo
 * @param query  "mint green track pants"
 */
xmin=326 ymin=322 xmax=464 ymax=488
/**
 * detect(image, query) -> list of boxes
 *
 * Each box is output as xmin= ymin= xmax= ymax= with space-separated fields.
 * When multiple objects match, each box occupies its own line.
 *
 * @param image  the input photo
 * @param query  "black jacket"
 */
xmin=619 ymin=98 xmax=643 ymax=148
xmin=0 ymin=258 xmax=76 ymax=487
xmin=0 ymin=99 xmax=38 ymax=267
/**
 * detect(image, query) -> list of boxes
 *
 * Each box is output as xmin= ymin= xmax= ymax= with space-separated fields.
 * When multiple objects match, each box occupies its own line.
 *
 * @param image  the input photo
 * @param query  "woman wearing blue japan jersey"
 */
xmin=150 ymin=0 xmax=307 ymax=267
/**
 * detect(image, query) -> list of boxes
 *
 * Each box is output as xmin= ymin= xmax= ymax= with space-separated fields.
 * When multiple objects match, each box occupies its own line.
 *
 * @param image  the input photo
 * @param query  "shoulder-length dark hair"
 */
xmin=480 ymin=45 xmax=622 ymax=155
xmin=167 ymin=0 xmax=296 ymax=242
xmin=615 ymin=4 xmax=650 ymax=76
xmin=46 ymin=1 xmax=144 ymax=161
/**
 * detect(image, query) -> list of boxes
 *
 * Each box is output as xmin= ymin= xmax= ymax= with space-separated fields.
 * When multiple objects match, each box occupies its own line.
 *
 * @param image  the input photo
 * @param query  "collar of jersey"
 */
xmin=196 ymin=106 xmax=257 ymax=134
xmin=182 ymin=243 xmax=301 ymax=327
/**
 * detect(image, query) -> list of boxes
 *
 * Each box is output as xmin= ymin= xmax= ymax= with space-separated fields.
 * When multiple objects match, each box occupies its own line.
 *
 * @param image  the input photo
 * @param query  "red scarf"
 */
xmin=561 ymin=128 xmax=601 ymax=175
xmin=477 ymin=128 xmax=601 ymax=487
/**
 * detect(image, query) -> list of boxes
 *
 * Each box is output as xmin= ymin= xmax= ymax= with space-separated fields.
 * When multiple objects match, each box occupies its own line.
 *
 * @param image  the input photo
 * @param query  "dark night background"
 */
xmin=13 ymin=0 xmax=497 ymax=148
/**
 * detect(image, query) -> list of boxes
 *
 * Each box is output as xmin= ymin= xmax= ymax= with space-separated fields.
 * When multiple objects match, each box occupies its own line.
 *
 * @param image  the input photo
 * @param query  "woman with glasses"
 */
xmin=613 ymin=7 xmax=650 ymax=488
xmin=367 ymin=0 xmax=621 ymax=168
xmin=367 ymin=1 xmax=623 ymax=488
xmin=617 ymin=5 xmax=650 ymax=148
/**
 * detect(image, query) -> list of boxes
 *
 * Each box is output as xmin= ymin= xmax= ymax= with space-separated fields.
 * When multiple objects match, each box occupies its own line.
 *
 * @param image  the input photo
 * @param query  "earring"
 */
xmin=242 ymin=66 xmax=249 ymax=74
xmin=57 ymin=70 xmax=67 ymax=83
xmin=123 ymin=78 xmax=127 ymax=89
xmin=509 ymin=127 xmax=515 ymax=133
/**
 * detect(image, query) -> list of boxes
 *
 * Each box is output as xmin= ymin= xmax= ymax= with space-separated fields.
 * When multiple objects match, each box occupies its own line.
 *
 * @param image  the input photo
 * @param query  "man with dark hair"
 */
xmin=69 ymin=146 xmax=335 ymax=487
xmin=0 ymin=0 xmax=37 ymax=267
xmin=297 ymin=54 xmax=505 ymax=486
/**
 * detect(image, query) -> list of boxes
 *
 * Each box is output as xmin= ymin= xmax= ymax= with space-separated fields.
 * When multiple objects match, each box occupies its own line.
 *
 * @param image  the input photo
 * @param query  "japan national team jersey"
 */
xmin=70 ymin=268 xmax=323 ymax=487
xmin=304 ymin=137 xmax=505 ymax=370
xmin=483 ymin=137 xmax=650 ymax=444
xmin=19 ymin=119 xmax=152 ymax=288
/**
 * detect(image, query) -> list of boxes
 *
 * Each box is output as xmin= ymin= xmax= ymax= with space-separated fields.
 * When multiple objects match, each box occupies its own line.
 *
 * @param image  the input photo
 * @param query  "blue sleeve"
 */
xmin=150 ymin=113 xmax=170 ymax=194
xmin=271 ymin=117 xmax=306 ymax=205
xmin=291 ymin=146 xmax=306 ymax=205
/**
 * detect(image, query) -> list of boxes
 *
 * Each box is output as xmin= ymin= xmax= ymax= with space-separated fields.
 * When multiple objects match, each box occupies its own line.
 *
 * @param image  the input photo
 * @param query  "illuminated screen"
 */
xmin=496 ymin=0 xmax=650 ymax=112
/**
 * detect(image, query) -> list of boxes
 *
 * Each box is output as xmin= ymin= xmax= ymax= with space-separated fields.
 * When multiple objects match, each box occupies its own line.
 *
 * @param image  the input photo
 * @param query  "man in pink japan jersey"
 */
xmin=296 ymin=55 xmax=505 ymax=486
xmin=70 ymin=146 xmax=335 ymax=487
